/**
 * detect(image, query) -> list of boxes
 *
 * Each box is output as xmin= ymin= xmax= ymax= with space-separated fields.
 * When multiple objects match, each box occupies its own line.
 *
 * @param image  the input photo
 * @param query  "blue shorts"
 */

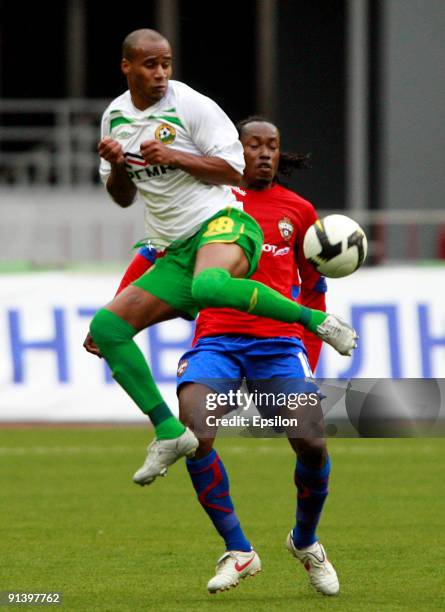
xmin=176 ymin=335 xmax=315 ymax=396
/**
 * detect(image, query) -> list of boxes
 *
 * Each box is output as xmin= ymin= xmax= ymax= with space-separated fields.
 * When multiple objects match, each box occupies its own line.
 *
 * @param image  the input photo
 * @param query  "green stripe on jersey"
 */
xmin=110 ymin=116 xmax=134 ymax=130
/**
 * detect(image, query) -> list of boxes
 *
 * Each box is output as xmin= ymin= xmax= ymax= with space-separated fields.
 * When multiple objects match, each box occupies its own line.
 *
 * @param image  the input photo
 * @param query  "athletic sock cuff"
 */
xmin=186 ymin=448 xmax=218 ymax=472
xmin=298 ymin=306 xmax=312 ymax=327
xmin=150 ymin=402 xmax=175 ymax=426
xmin=296 ymin=456 xmax=331 ymax=480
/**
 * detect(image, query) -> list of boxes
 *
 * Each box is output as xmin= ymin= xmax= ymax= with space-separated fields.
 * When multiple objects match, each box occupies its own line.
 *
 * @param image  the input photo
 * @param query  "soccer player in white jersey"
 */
xmin=88 ymin=29 xmax=357 ymax=484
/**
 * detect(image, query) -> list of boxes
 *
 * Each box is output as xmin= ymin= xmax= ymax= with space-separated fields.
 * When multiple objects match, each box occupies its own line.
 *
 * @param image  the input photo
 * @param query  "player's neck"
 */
xmin=130 ymin=92 xmax=162 ymax=111
xmin=241 ymin=179 xmax=275 ymax=192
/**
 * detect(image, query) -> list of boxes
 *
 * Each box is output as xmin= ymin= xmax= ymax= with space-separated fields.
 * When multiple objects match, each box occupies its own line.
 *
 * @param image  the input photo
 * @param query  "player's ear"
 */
xmin=121 ymin=58 xmax=131 ymax=75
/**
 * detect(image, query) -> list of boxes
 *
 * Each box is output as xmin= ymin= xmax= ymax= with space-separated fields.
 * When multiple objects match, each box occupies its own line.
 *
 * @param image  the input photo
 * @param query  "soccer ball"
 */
xmin=303 ymin=214 xmax=368 ymax=278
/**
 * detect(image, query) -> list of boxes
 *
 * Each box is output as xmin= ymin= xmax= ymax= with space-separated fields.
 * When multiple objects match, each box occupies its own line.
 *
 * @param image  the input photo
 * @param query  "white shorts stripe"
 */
xmin=297 ymin=351 xmax=313 ymax=378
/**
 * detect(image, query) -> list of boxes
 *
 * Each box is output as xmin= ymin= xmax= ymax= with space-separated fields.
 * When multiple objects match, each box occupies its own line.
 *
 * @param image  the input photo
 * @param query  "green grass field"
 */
xmin=1 ymin=429 xmax=444 ymax=611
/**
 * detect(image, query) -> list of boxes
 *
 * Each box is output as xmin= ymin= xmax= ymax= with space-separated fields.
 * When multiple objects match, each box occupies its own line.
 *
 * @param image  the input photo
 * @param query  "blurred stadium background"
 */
xmin=1 ymin=0 xmax=445 ymax=421
xmin=1 ymin=5 xmax=444 ymax=610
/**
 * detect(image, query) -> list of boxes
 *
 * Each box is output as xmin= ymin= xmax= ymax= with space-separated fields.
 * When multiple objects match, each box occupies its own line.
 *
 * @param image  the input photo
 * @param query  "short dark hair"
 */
xmin=122 ymin=29 xmax=168 ymax=61
xmin=236 ymin=115 xmax=311 ymax=179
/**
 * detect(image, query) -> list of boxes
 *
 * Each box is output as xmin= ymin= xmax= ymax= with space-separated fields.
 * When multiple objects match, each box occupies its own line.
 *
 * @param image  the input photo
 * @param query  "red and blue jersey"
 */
xmin=193 ymin=184 xmax=327 ymax=370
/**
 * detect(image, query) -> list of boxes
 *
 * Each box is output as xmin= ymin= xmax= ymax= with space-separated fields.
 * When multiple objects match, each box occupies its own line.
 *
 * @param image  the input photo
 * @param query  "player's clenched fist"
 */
xmin=98 ymin=137 xmax=125 ymax=164
xmin=140 ymin=140 xmax=176 ymax=166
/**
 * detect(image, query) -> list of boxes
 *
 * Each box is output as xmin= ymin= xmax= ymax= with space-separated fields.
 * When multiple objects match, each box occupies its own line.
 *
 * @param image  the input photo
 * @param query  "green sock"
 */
xmin=90 ymin=309 xmax=185 ymax=440
xmin=192 ymin=268 xmax=327 ymax=333
xmin=150 ymin=403 xmax=186 ymax=440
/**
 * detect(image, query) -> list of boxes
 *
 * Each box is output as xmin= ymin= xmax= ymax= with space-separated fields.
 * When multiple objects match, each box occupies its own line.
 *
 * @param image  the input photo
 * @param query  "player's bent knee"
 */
xmin=89 ymin=309 xmax=109 ymax=345
xmin=89 ymin=308 xmax=135 ymax=347
xmin=191 ymin=267 xmax=231 ymax=306
xmin=296 ymin=437 xmax=328 ymax=467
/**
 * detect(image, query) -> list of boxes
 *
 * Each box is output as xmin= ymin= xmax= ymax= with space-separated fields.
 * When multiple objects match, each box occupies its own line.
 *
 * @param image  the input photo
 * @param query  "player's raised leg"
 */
xmin=89 ymin=286 xmax=198 ymax=484
xmin=191 ymin=218 xmax=357 ymax=357
xmin=179 ymin=382 xmax=261 ymax=593
xmin=286 ymin=436 xmax=339 ymax=596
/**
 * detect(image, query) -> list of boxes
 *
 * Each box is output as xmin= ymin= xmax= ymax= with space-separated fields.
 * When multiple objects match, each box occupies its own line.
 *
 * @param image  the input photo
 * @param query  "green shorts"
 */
xmin=133 ymin=207 xmax=264 ymax=319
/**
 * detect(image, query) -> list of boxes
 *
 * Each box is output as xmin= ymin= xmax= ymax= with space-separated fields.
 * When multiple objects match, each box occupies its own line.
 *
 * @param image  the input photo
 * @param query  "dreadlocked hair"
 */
xmin=278 ymin=151 xmax=311 ymax=175
xmin=236 ymin=115 xmax=311 ymax=180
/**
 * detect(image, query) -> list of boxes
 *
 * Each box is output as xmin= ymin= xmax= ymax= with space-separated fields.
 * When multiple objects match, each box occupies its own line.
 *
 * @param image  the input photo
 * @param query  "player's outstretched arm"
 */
xmin=98 ymin=137 xmax=136 ymax=207
xmin=299 ymin=285 xmax=326 ymax=370
xmin=294 ymin=200 xmax=330 ymax=367
xmin=140 ymin=140 xmax=242 ymax=186
xmin=296 ymin=225 xmax=327 ymax=369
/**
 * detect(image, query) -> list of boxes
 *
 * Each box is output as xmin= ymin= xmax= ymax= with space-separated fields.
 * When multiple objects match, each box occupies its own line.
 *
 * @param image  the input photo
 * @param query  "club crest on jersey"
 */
xmin=278 ymin=217 xmax=294 ymax=241
xmin=155 ymin=123 xmax=176 ymax=145
xmin=177 ymin=360 xmax=188 ymax=377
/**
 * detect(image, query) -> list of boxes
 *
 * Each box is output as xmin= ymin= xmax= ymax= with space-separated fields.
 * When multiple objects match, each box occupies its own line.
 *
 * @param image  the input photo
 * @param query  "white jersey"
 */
xmin=99 ymin=80 xmax=245 ymax=248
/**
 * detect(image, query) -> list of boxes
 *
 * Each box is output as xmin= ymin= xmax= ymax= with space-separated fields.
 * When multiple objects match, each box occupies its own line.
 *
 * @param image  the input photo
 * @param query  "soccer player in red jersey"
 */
xmin=84 ymin=115 xmax=343 ymax=595
xmin=175 ymin=118 xmax=340 ymax=595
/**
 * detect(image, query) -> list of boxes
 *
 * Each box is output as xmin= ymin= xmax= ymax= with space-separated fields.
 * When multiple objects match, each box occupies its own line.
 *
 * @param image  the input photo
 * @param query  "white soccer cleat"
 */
xmin=315 ymin=314 xmax=358 ymax=356
xmin=286 ymin=532 xmax=339 ymax=596
xmin=132 ymin=427 xmax=198 ymax=486
xmin=207 ymin=550 xmax=261 ymax=593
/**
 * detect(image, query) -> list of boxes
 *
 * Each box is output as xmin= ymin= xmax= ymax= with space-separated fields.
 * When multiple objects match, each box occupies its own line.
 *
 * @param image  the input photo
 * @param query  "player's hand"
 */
xmin=98 ymin=137 xmax=125 ymax=164
xmin=140 ymin=140 xmax=175 ymax=166
xmin=83 ymin=332 xmax=102 ymax=358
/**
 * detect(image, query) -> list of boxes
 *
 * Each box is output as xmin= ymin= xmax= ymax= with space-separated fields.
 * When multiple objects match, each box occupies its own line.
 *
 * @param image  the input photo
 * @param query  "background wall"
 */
xmin=0 ymin=0 xmax=357 ymax=209
xmin=1 ymin=0 xmax=444 ymax=263
xmin=1 ymin=267 xmax=444 ymax=422
xmin=382 ymin=0 xmax=445 ymax=212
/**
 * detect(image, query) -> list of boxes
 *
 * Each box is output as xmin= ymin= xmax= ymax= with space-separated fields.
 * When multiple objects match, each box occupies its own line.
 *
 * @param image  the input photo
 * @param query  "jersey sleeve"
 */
xmin=98 ymin=111 xmax=112 ymax=185
xmin=295 ymin=203 xmax=327 ymax=373
xmin=182 ymin=92 xmax=245 ymax=175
